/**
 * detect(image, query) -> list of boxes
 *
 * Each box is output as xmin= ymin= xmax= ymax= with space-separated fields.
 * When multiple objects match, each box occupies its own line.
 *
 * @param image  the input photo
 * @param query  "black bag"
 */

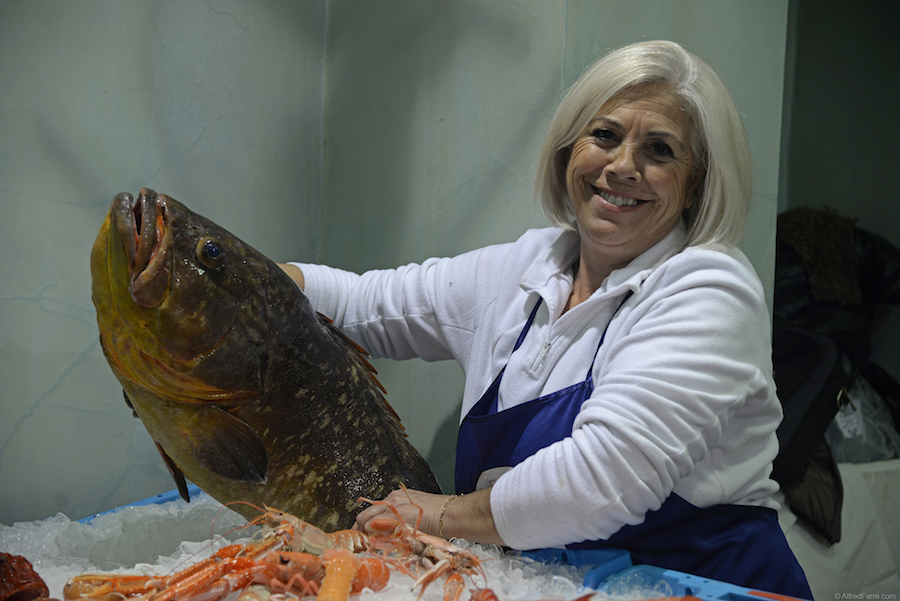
xmin=771 ymin=317 xmax=857 ymax=486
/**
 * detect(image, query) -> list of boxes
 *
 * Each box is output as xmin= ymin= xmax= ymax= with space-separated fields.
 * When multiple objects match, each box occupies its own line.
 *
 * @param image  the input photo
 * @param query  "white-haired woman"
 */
xmin=280 ymin=40 xmax=811 ymax=598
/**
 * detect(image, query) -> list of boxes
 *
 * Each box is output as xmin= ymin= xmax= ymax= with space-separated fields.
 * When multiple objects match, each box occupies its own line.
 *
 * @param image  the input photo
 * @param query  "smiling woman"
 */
xmin=281 ymin=41 xmax=812 ymax=600
xmin=537 ymin=41 xmax=752 ymax=253
xmin=564 ymin=84 xmax=700 ymax=293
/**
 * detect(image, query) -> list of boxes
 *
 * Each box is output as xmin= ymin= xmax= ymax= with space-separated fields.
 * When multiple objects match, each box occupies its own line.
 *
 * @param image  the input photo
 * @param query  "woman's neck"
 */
xmin=565 ymin=250 xmax=627 ymax=312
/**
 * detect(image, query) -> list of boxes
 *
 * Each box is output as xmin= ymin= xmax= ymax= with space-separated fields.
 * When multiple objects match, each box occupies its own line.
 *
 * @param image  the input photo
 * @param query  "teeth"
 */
xmin=596 ymin=188 xmax=639 ymax=207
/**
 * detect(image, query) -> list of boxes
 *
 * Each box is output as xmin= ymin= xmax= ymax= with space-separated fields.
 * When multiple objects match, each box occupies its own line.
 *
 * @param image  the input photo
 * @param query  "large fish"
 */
xmin=90 ymin=188 xmax=441 ymax=529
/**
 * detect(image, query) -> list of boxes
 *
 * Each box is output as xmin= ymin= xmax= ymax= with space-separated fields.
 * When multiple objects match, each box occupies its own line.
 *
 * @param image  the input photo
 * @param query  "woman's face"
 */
xmin=566 ymin=84 xmax=700 ymax=268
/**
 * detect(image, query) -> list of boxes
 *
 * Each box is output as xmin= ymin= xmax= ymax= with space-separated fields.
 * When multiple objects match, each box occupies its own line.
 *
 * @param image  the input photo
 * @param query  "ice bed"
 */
xmin=3 ymin=461 xmax=899 ymax=601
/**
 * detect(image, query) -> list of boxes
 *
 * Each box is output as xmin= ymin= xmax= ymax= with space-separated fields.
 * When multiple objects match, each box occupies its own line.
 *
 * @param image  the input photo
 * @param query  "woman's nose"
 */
xmin=605 ymin=145 xmax=641 ymax=182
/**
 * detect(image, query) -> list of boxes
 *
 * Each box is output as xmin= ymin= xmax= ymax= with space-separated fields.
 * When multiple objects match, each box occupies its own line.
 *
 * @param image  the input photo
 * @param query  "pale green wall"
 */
xmin=0 ymin=0 xmax=788 ymax=523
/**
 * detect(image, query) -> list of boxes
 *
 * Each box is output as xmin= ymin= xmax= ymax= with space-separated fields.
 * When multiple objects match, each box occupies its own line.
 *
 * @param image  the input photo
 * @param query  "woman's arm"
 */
xmin=278 ymin=263 xmax=305 ymax=290
xmin=490 ymin=249 xmax=780 ymax=549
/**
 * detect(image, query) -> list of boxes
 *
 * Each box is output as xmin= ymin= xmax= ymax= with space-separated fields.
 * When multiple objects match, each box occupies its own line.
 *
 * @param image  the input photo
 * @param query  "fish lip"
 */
xmin=111 ymin=188 xmax=172 ymax=308
xmin=111 ymin=192 xmax=137 ymax=273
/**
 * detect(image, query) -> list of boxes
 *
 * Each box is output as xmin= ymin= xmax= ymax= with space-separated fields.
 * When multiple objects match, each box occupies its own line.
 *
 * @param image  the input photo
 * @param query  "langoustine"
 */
xmin=62 ymin=500 xmax=486 ymax=601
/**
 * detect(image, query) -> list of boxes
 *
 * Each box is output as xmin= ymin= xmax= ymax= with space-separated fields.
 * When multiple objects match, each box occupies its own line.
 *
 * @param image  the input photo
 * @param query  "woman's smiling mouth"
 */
xmin=591 ymin=185 xmax=649 ymax=207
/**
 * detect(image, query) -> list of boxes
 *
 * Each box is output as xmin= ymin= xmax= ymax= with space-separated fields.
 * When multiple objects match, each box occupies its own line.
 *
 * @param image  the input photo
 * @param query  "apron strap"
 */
xmin=513 ymin=297 xmax=543 ymax=352
xmin=584 ymin=289 xmax=634 ymax=379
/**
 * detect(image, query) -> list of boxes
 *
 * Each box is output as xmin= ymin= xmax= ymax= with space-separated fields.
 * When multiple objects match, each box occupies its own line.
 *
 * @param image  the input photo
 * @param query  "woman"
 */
xmin=280 ymin=40 xmax=812 ymax=598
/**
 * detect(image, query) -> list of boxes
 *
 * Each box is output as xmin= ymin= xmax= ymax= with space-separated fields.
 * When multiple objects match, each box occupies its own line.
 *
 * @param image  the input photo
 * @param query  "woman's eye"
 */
xmin=649 ymin=141 xmax=675 ymax=159
xmin=196 ymin=237 xmax=225 ymax=268
xmin=591 ymin=128 xmax=616 ymax=143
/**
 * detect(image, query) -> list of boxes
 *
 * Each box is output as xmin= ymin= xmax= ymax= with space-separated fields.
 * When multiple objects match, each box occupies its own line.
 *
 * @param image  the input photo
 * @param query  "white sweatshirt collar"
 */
xmin=520 ymin=222 xmax=687 ymax=306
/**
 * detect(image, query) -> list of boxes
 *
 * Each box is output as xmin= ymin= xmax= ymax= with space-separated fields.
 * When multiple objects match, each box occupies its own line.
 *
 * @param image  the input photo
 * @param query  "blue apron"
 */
xmin=455 ymin=294 xmax=812 ymax=600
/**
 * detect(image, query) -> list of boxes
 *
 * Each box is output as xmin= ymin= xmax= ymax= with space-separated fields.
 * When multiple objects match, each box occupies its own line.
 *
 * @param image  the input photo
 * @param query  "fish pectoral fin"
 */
xmin=122 ymin=390 xmax=139 ymax=418
xmin=154 ymin=441 xmax=191 ymax=502
xmin=189 ymin=406 xmax=268 ymax=483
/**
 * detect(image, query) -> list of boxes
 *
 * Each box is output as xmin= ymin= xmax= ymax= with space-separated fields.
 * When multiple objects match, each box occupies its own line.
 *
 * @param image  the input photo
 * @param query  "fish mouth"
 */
xmin=112 ymin=188 xmax=173 ymax=308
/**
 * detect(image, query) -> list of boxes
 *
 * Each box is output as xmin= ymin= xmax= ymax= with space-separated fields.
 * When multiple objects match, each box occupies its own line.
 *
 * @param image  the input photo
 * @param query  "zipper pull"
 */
xmin=539 ymin=339 xmax=551 ymax=358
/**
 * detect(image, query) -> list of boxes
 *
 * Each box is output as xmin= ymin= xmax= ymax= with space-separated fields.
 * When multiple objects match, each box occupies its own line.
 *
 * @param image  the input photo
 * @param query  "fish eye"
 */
xmin=196 ymin=237 xmax=225 ymax=268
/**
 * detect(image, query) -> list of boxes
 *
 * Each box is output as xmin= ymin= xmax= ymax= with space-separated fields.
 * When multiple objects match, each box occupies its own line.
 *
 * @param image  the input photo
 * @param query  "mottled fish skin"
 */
xmin=91 ymin=189 xmax=441 ymax=530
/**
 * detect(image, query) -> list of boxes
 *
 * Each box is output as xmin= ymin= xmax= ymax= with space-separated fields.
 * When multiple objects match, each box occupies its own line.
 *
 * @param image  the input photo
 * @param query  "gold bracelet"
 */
xmin=439 ymin=494 xmax=460 ymax=539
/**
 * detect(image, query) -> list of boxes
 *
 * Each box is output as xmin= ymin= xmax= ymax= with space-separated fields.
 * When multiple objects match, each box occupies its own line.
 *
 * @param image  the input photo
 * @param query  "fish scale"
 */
xmin=91 ymin=188 xmax=441 ymax=530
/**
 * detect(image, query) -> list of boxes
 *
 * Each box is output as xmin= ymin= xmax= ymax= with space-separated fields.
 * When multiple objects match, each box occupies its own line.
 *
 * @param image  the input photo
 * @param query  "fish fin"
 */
xmin=154 ymin=441 xmax=191 ymax=502
xmin=122 ymin=390 xmax=139 ymax=418
xmin=189 ymin=405 xmax=269 ymax=483
xmin=316 ymin=312 xmax=399 ymax=416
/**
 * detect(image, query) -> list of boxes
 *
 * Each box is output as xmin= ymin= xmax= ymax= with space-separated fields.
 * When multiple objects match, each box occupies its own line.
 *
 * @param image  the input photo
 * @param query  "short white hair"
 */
xmin=536 ymin=40 xmax=752 ymax=249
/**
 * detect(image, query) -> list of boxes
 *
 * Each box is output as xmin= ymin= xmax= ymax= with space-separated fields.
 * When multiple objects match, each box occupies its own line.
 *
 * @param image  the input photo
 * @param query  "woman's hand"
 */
xmin=354 ymin=487 xmax=505 ymax=546
xmin=355 ymin=488 xmax=445 ymax=535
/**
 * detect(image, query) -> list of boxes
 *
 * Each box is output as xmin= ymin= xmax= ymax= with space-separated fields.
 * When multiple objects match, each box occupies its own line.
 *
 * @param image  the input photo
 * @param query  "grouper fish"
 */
xmin=90 ymin=188 xmax=441 ymax=529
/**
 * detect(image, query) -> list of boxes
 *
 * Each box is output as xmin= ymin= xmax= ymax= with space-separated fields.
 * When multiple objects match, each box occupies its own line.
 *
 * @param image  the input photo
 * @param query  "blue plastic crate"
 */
xmin=78 ymin=484 xmax=202 ymax=523
xmin=595 ymin=564 xmax=806 ymax=601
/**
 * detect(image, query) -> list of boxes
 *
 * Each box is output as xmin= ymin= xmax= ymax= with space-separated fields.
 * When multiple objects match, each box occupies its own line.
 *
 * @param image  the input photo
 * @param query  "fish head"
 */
xmin=91 ymin=188 xmax=278 ymax=404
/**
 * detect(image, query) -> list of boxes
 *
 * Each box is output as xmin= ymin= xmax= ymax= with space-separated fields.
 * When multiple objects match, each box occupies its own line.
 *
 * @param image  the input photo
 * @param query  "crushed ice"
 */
xmin=0 ymin=493 xmax=672 ymax=600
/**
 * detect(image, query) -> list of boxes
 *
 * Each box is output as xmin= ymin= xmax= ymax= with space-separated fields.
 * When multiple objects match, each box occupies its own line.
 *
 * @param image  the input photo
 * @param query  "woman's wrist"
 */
xmin=439 ymin=494 xmax=460 ymax=538
xmin=439 ymin=488 xmax=505 ymax=546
